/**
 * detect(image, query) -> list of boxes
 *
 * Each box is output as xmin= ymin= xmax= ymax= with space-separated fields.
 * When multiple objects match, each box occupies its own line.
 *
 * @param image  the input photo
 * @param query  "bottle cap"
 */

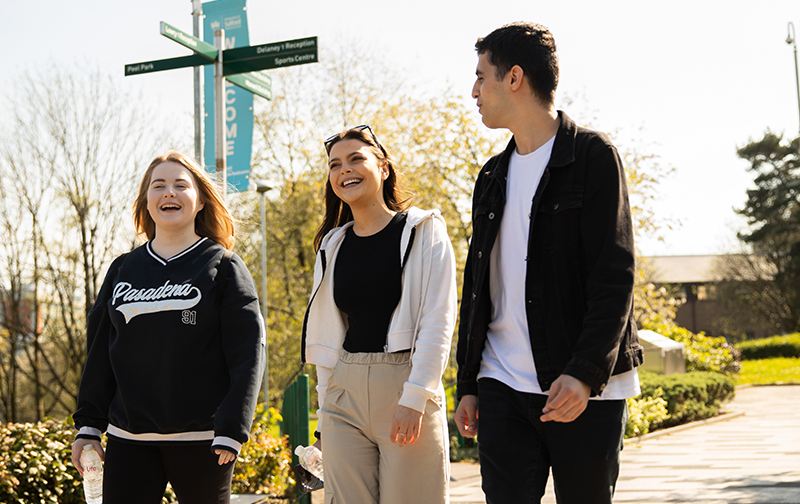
xmin=82 ymin=444 xmax=93 ymax=452
xmin=294 ymin=445 xmax=305 ymax=456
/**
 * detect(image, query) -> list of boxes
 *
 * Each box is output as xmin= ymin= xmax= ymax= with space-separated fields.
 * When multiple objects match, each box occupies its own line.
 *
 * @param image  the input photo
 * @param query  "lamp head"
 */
xmin=255 ymin=180 xmax=274 ymax=194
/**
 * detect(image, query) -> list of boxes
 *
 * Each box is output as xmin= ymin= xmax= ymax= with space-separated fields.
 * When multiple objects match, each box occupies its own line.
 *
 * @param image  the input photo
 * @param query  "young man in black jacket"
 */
xmin=454 ymin=22 xmax=644 ymax=504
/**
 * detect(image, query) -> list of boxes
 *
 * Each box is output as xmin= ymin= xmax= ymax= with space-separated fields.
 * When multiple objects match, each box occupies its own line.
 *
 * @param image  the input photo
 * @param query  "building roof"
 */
xmin=641 ymin=255 xmax=721 ymax=284
xmin=642 ymin=254 xmax=773 ymax=284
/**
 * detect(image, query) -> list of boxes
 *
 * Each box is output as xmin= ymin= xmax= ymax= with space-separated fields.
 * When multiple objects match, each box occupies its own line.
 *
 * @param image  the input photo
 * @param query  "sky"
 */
xmin=2 ymin=0 xmax=799 ymax=257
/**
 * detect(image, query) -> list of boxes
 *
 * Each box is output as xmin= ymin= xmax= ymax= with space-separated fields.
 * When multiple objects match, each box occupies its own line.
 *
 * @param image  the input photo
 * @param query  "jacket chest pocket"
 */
xmin=536 ymin=190 xmax=583 ymax=249
xmin=473 ymin=202 xmax=502 ymax=240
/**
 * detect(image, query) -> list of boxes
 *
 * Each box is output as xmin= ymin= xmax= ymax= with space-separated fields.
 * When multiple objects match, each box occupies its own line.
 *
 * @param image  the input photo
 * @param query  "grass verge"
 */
xmin=734 ymin=357 xmax=800 ymax=386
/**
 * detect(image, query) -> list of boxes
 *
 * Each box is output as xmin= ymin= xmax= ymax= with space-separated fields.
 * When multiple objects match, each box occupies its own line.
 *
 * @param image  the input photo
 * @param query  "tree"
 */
xmin=714 ymin=132 xmax=800 ymax=337
xmin=712 ymin=253 xmax=782 ymax=339
xmin=0 ymin=63 xmax=179 ymax=422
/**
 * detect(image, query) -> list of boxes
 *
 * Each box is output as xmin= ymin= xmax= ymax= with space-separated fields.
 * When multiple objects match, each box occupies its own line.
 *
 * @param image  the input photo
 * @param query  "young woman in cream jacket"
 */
xmin=301 ymin=125 xmax=456 ymax=504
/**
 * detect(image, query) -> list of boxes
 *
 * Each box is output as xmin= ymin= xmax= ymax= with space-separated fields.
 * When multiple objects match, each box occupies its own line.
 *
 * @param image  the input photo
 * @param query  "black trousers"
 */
xmin=103 ymin=438 xmax=235 ymax=504
xmin=477 ymin=378 xmax=627 ymax=504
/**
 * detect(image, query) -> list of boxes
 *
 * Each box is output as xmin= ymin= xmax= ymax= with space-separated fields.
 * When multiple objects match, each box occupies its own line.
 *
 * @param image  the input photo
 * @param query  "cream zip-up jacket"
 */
xmin=301 ymin=207 xmax=457 ymax=418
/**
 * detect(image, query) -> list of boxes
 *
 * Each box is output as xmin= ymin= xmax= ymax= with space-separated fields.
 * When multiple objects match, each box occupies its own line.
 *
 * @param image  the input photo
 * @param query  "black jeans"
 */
xmin=477 ymin=378 xmax=627 ymax=504
xmin=103 ymin=438 xmax=235 ymax=504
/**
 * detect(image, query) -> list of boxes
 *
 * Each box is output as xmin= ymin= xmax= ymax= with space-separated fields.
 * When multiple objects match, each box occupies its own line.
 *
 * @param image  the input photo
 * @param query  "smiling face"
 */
xmin=146 ymin=161 xmax=205 ymax=236
xmin=327 ymin=138 xmax=388 ymax=210
xmin=472 ymin=52 xmax=514 ymax=129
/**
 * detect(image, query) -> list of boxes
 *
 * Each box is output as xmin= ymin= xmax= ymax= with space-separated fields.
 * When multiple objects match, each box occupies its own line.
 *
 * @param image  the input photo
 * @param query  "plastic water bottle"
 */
xmin=294 ymin=445 xmax=324 ymax=481
xmin=80 ymin=444 xmax=103 ymax=504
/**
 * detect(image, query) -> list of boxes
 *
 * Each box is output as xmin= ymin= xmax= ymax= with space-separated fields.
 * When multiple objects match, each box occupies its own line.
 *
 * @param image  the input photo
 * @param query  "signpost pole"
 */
xmin=214 ymin=29 xmax=226 ymax=200
xmin=192 ymin=0 xmax=203 ymax=162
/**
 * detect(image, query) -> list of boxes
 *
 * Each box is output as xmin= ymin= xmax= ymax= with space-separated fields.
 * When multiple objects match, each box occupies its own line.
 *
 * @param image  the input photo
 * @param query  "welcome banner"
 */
xmin=203 ymin=0 xmax=253 ymax=192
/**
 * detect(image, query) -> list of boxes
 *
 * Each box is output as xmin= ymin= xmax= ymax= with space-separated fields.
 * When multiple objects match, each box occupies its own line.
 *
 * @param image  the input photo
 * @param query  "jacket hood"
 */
xmin=405 ymin=206 xmax=444 ymax=227
xmin=318 ymin=207 xmax=444 ymax=251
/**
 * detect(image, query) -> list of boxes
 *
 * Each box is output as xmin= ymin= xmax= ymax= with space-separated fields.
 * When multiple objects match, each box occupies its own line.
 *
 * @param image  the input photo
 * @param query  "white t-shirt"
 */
xmin=478 ymin=137 xmax=640 ymax=400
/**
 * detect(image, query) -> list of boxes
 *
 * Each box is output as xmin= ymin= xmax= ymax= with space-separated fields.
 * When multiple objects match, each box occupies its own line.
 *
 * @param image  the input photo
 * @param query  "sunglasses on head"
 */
xmin=324 ymin=124 xmax=384 ymax=154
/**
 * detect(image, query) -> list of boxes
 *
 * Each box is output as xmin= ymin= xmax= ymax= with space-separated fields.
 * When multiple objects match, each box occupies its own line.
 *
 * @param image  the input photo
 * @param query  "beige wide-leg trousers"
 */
xmin=321 ymin=350 xmax=450 ymax=504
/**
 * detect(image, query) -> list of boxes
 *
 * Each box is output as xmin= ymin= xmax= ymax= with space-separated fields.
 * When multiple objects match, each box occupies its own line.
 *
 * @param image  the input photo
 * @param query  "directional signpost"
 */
xmin=160 ymin=22 xmax=218 ymax=60
xmin=222 ymin=37 xmax=318 ymax=74
xmin=125 ymin=54 xmax=209 ymax=76
xmin=125 ymin=22 xmax=318 ymax=195
xmin=125 ymin=35 xmax=319 ymax=76
xmin=226 ymin=71 xmax=272 ymax=100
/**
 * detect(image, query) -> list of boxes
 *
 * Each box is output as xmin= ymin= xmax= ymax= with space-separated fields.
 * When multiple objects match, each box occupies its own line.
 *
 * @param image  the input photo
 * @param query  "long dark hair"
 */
xmin=313 ymin=128 xmax=409 ymax=251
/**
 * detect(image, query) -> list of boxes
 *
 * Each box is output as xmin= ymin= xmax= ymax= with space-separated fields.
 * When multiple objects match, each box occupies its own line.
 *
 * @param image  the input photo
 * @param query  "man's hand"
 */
xmin=454 ymin=394 xmax=479 ymax=437
xmin=541 ymin=375 xmax=591 ymax=422
xmin=390 ymin=405 xmax=423 ymax=447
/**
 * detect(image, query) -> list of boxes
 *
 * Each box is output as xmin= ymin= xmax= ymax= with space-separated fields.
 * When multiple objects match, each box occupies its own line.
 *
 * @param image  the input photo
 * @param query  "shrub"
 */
xmin=625 ymin=387 xmax=669 ymax=438
xmin=0 ymin=419 xmax=83 ymax=503
xmin=735 ymin=333 xmax=800 ymax=360
xmin=231 ymin=404 xmax=294 ymax=498
xmin=642 ymin=322 xmax=742 ymax=375
xmin=637 ymin=370 xmax=734 ymax=428
xmin=0 ymin=407 xmax=294 ymax=504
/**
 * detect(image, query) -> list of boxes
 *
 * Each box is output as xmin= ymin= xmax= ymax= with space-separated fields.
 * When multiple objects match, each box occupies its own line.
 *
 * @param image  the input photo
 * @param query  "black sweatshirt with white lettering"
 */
xmin=73 ymin=238 xmax=265 ymax=456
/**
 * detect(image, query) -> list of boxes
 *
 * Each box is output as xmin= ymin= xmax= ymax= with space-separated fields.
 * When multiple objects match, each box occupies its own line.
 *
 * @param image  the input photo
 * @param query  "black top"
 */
xmin=334 ymin=212 xmax=407 ymax=352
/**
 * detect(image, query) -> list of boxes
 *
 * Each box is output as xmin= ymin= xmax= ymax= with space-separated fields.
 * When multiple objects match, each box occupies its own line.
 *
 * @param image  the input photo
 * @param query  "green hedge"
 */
xmin=636 ymin=370 xmax=735 ymax=429
xmin=0 ymin=408 xmax=293 ymax=503
xmin=735 ymin=333 xmax=800 ymax=360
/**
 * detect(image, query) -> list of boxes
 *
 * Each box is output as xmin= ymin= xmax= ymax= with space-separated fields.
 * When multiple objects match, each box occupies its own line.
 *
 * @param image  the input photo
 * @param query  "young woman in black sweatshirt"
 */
xmin=71 ymin=151 xmax=265 ymax=504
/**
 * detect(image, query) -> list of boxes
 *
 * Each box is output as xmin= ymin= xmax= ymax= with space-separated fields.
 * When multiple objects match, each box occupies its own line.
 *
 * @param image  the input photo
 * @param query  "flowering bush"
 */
xmin=231 ymin=404 xmax=294 ymax=498
xmin=625 ymin=387 xmax=669 ymax=438
xmin=0 ymin=407 xmax=294 ymax=504
xmin=0 ymin=419 xmax=83 ymax=503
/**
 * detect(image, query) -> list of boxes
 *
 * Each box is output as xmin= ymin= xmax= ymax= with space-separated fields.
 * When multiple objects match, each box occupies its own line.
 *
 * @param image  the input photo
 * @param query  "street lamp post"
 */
xmin=787 ymin=22 xmax=800 ymax=133
xmin=255 ymin=180 xmax=274 ymax=403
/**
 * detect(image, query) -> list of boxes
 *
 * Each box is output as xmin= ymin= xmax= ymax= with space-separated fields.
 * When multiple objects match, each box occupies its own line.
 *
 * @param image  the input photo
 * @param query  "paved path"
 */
xmin=449 ymin=384 xmax=800 ymax=503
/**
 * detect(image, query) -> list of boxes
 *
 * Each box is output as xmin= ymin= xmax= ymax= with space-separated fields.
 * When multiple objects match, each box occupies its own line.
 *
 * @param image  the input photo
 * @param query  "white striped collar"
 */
xmin=146 ymin=237 xmax=208 ymax=265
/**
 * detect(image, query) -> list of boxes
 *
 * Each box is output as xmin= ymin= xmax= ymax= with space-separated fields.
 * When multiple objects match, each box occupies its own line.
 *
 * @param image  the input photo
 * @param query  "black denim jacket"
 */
xmin=456 ymin=112 xmax=644 ymax=399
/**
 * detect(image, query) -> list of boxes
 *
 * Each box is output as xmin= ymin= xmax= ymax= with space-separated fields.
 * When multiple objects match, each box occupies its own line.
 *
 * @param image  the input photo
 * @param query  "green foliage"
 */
xmin=231 ymin=404 xmax=294 ymax=498
xmin=637 ymin=370 xmax=735 ymax=428
xmin=734 ymin=357 xmax=800 ymax=385
xmin=733 ymin=132 xmax=800 ymax=334
xmin=735 ymin=333 xmax=800 ymax=360
xmin=446 ymin=387 xmax=478 ymax=462
xmin=633 ymin=277 xmax=682 ymax=330
xmin=625 ymin=387 xmax=669 ymax=437
xmin=0 ymin=408 xmax=294 ymax=504
xmin=643 ymin=322 xmax=742 ymax=375
xmin=0 ymin=419 xmax=83 ymax=503
xmin=449 ymin=431 xmax=477 ymax=463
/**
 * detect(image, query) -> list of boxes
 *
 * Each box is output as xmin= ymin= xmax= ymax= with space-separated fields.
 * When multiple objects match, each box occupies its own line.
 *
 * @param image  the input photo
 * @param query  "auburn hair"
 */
xmin=132 ymin=151 xmax=236 ymax=250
